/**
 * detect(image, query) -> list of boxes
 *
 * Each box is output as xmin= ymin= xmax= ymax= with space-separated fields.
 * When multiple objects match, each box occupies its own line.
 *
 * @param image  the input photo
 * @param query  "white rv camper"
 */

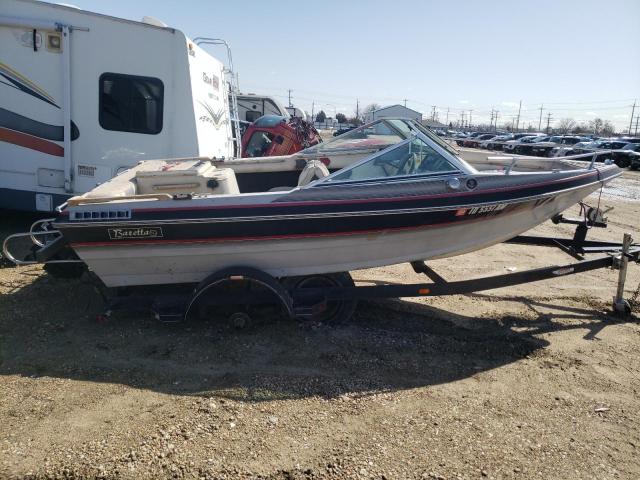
xmin=0 ymin=0 xmax=237 ymax=211
xmin=235 ymin=93 xmax=289 ymax=124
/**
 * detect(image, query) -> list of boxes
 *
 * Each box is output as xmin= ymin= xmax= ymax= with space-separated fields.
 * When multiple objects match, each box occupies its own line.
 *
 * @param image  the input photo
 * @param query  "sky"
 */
xmin=60 ymin=0 xmax=639 ymax=132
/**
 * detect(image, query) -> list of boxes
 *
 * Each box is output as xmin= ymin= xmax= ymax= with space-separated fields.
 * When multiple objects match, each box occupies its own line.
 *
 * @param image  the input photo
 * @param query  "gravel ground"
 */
xmin=0 ymin=170 xmax=639 ymax=479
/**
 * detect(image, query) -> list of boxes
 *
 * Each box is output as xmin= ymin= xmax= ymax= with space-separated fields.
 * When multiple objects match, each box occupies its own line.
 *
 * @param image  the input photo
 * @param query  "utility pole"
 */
xmin=287 ymin=89 xmax=293 ymax=107
xmin=431 ymin=105 xmax=437 ymax=121
xmin=445 ymin=107 xmax=450 ymax=126
xmin=635 ymin=115 xmax=639 ymax=136
xmin=538 ymin=104 xmax=544 ymax=131
xmin=629 ymin=100 xmax=637 ymax=134
xmin=403 ymin=99 xmax=408 ymax=108
xmin=469 ymin=109 xmax=473 ymax=128
xmin=546 ymin=112 xmax=552 ymax=134
xmin=460 ymin=111 xmax=465 ymax=128
xmin=494 ymin=111 xmax=499 ymax=131
xmin=356 ymin=99 xmax=359 ymax=121
xmin=489 ymin=109 xmax=494 ymax=130
xmin=311 ymin=101 xmax=315 ymax=122
xmin=515 ymin=100 xmax=522 ymax=132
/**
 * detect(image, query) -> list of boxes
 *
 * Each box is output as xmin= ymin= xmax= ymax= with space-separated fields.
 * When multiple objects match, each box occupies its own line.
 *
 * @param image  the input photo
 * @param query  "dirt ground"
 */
xmin=1 ymin=170 xmax=639 ymax=480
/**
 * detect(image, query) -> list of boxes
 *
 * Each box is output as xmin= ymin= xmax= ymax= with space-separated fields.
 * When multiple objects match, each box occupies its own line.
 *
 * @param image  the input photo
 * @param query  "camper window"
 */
xmin=99 ymin=73 xmax=164 ymax=134
xmin=245 ymin=110 xmax=261 ymax=123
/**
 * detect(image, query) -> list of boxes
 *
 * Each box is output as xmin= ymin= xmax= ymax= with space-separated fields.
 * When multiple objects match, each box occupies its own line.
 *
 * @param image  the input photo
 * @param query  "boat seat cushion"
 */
xmin=298 ymin=160 xmax=330 ymax=186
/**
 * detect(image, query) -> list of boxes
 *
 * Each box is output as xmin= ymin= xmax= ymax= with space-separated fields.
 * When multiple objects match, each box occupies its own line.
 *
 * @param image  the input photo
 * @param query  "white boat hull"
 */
xmin=74 ymin=183 xmax=599 ymax=287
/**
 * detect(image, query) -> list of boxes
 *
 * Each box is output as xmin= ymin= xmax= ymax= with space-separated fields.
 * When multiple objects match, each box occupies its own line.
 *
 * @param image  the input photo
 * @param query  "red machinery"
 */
xmin=241 ymin=115 xmax=322 ymax=158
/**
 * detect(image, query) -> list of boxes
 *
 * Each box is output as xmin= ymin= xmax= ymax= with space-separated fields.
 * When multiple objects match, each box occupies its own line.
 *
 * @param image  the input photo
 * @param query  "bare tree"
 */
xmin=572 ymin=123 xmax=587 ymax=134
xmin=557 ymin=118 xmax=576 ymax=134
xmin=601 ymin=120 xmax=616 ymax=136
xmin=363 ymin=103 xmax=381 ymax=114
xmin=587 ymin=118 xmax=616 ymax=136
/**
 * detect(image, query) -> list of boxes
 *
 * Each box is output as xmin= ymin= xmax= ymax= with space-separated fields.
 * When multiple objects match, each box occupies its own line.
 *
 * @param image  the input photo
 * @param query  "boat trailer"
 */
xmin=3 ymin=207 xmax=640 ymax=325
xmin=94 ymin=211 xmax=640 ymax=325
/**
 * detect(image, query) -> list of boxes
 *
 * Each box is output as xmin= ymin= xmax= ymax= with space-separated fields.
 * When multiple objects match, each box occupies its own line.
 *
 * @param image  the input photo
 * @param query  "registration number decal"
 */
xmin=455 ymin=204 xmax=507 ymax=216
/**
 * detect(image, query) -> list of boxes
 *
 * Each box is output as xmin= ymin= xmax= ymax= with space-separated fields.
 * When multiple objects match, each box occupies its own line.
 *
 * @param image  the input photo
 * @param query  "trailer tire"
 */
xmin=283 ymin=272 xmax=357 ymax=325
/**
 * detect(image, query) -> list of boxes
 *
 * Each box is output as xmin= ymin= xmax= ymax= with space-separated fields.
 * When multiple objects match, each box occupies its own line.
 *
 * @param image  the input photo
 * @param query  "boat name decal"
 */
xmin=108 ymin=227 xmax=164 ymax=240
xmin=455 ymin=204 xmax=507 ymax=216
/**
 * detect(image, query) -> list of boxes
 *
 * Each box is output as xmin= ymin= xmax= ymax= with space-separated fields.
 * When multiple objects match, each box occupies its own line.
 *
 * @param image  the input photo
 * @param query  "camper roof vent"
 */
xmin=141 ymin=16 xmax=168 ymax=27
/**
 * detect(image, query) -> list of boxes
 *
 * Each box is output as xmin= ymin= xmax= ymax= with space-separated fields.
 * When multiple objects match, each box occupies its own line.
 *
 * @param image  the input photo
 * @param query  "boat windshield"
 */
xmin=387 ymin=119 xmax=463 ymax=158
xmin=320 ymin=135 xmax=460 ymax=184
xmin=303 ymin=119 xmax=408 ymax=154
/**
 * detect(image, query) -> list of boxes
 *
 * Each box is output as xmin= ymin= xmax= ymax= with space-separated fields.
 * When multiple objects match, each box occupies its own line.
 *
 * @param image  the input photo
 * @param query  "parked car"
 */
xmin=609 ymin=143 xmax=640 ymax=168
xmin=513 ymin=136 xmax=551 ymax=155
xmin=480 ymin=134 xmax=513 ymax=150
xmin=504 ymin=135 xmax=544 ymax=154
xmin=629 ymin=144 xmax=640 ymax=170
xmin=455 ymin=131 xmax=483 ymax=146
xmin=570 ymin=139 xmax=631 ymax=156
xmin=549 ymin=138 xmax=597 ymax=157
xmin=463 ymin=133 xmax=498 ymax=148
xmin=558 ymin=139 xmax=634 ymax=166
xmin=333 ymin=127 xmax=356 ymax=137
xmin=528 ymin=135 xmax=589 ymax=157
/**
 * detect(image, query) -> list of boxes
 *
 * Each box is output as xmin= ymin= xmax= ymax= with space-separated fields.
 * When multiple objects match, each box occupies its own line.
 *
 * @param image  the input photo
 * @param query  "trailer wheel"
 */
xmin=229 ymin=311 xmax=252 ymax=329
xmin=284 ymin=272 xmax=357 ymax=325
xmin=185 ymin=266 xmax=294 ymax=322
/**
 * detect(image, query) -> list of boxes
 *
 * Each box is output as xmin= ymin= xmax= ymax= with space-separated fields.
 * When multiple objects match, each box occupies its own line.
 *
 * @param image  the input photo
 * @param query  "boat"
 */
xmin=14 ymin=118 xmax=619 ymax=289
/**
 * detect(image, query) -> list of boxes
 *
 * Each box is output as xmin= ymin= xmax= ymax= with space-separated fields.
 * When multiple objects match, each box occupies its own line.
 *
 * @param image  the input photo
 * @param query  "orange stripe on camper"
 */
xmin=0 ymin=127 xmax=63 ymax=157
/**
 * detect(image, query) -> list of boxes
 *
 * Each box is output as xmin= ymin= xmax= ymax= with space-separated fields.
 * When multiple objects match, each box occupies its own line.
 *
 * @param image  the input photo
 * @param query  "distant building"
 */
xmin=422 ymin=119 xmax=449 ymax=129
xmin=364 ymin=104 xmax=422 ymax=123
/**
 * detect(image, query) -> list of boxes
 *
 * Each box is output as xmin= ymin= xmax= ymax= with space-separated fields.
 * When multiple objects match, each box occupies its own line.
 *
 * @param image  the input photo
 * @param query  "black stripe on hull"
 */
xmin=61 ymin=196 xmax=545 ymax=246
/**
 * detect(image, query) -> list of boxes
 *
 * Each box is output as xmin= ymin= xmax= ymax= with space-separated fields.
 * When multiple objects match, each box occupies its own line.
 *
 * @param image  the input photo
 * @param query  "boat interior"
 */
xmin=67 ymin=118 xmax=589 ymax=206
